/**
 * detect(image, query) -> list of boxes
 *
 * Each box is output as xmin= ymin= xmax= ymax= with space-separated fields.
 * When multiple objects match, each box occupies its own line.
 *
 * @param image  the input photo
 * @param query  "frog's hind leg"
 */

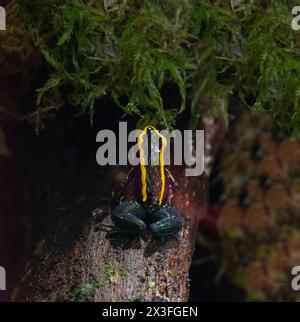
xmin=110 ymin=201 xmax=147 ymax=236
xmin=149 ymin=205 xmax=183 ymax=239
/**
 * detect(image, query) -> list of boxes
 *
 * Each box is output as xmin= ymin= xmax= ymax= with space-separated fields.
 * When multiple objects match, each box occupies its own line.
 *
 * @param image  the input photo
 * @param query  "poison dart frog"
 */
xmin=110 ymin=126 xmax=183 ymax=239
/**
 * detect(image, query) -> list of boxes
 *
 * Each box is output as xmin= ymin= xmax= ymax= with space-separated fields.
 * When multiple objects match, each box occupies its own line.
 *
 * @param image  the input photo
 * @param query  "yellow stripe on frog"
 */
xmin=137 ymin=126 xmax=167 ymax=206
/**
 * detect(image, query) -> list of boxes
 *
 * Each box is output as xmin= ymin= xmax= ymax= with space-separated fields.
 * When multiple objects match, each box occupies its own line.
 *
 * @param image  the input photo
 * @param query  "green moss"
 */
xmin=12 ymin=0 xmax=300 ymax=134
xmin=60 ymin=280 xmax=100 ymax=302
xmin=147 ymin=281 xmax=156 ymax=289
xmin=119 ymin=269 xmax=127 ymax=280
xmin=103 ymin=261 xmax=127 ymax=285
xmin=104 ymin=262 xmax=116 ymax=285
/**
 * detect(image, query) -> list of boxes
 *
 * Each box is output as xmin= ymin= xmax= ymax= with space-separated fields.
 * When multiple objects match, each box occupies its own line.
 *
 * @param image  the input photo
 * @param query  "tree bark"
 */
xmin=12 ymin=114 xmax=225 ymax=302
xmin=14 ymin=169 xmax=207 ymax=301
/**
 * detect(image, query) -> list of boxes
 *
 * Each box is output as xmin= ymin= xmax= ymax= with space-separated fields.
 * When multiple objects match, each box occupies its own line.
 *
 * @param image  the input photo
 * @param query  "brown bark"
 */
xmin=12 ymin=115 xmax=225 ymax=302
xmin=14 ymin=169 xmax=207 ymax=302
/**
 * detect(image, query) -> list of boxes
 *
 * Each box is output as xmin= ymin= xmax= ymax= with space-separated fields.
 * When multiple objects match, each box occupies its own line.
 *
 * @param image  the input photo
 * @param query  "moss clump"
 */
xmin=59 ymin=280 xmax=100 ymax=302
xmin=104 ymin=262 xmax=116 ymax=285
xmin=12 ymin=0 xmax=300 ymax=134
xmin=103 ymin=261 xmax=127 ymax=285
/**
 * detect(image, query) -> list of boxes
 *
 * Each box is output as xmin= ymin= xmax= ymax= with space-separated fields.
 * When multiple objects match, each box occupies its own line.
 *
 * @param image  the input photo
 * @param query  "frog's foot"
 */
xmin=149 ymin=205 xmax=183 ymax=239
xmin=110 ymin=201 xmax=147 ymax=236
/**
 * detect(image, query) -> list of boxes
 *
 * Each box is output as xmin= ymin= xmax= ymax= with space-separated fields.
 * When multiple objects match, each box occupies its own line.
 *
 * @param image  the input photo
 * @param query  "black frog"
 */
xmin=110 ymin=126 xmax=183 ymax=239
